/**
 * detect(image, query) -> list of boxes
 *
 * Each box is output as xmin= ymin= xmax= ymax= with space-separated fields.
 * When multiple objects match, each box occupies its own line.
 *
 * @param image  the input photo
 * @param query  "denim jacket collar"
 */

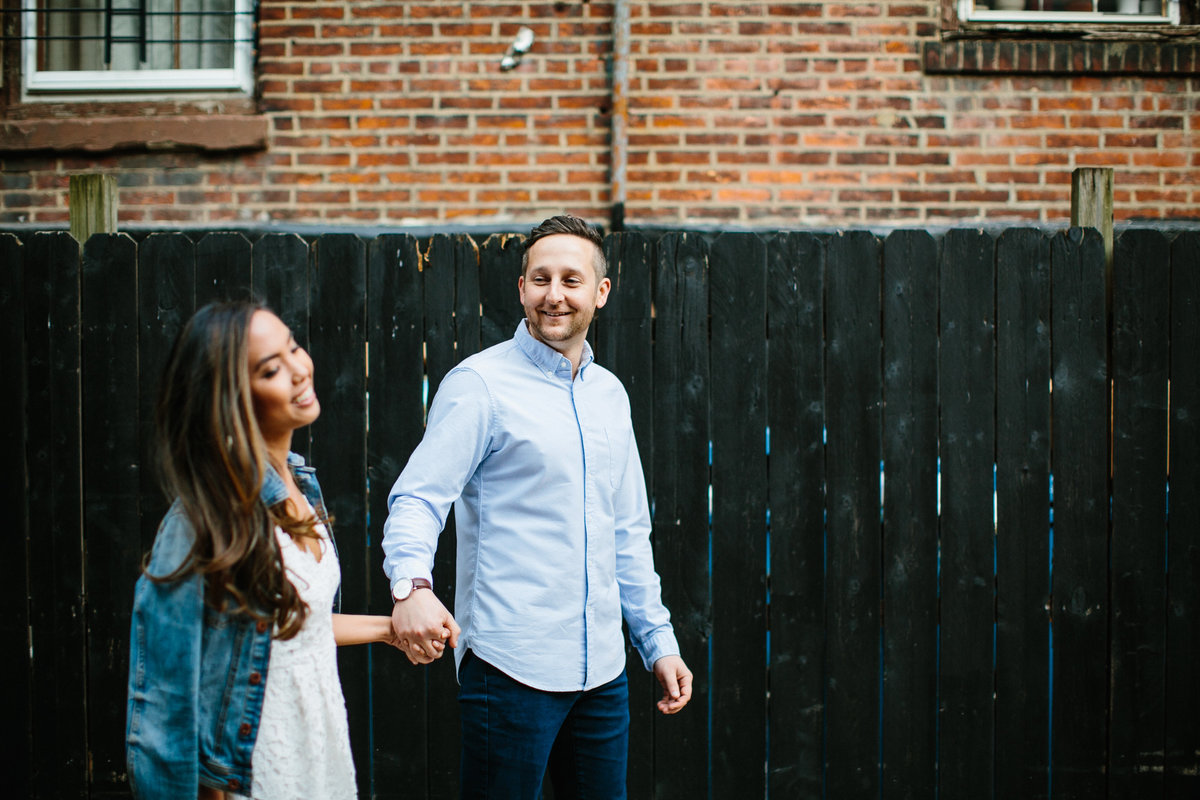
xmin=262 ymin=459 xmax=288 ymax=507
xmin=260 ymin=451 xmax=308 ymax=508
xmin=262 ymin=451 xmax=323 ymax=502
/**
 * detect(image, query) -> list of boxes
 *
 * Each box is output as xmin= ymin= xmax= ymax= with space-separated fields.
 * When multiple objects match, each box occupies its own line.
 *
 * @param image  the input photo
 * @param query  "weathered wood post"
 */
xmin=1071 ymin=167 xmax=1115 ymax=361
xmin=1070 ymin=167 xmax=1114 ymax=272
xmin=68 ymin=173 xmax=118 ymax=243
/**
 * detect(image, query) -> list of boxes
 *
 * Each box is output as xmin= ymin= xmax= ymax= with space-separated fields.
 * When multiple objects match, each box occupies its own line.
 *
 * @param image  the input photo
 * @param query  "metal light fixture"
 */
xmin=500 ymin=27 xmax=535 ymax=71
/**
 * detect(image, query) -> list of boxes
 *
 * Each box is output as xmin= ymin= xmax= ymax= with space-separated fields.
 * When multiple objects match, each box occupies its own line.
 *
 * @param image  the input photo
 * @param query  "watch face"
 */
xmin=393 ymin=578 xmax=413 ymax=601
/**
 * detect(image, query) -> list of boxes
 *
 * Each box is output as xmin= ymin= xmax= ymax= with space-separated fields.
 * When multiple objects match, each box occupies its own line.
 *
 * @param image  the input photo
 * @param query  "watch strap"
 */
xmin=393 ymin=577 xmax=433 ymax=602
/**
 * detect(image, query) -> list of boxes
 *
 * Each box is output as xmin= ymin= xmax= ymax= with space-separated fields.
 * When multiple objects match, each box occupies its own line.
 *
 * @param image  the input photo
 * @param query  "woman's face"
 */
xmin=246 ymin=310 xmax=320 ymax=442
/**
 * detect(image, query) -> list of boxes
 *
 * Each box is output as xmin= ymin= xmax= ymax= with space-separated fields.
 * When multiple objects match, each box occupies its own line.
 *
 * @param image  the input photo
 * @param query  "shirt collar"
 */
xmin=513 ymin=321 xmax=593 ymax=379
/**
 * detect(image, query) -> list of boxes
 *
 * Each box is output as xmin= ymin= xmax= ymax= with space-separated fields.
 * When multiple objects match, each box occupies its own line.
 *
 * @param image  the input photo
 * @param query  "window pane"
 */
xmin=973 ymin=0 xmax=1166 ymax=11
xmin=41 ymin=0 xmax=103 ymax=71
xmin=37 ymin=0 xmax=237 ymax=73
xmin=1040 ymin=0 xmax=1095 ymax=9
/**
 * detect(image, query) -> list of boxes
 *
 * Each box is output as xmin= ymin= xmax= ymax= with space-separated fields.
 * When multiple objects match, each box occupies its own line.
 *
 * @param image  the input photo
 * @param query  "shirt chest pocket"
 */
xmin=601 ymin=425 xmax=631 ymax=490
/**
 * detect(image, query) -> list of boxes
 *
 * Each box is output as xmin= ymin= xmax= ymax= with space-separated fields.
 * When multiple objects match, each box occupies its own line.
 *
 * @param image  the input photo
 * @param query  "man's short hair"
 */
xmin=522 ymin=214 xmax=607 ymax=280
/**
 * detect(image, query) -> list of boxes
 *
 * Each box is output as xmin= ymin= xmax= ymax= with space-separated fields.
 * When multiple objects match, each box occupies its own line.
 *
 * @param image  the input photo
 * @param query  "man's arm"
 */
xmin=381 ymin=368 xmax=491 ymax=663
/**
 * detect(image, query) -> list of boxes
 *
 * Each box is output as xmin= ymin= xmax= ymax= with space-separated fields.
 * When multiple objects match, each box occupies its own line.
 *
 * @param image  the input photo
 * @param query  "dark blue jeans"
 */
xmin=457 ymin=650 xmax=629 ymax=799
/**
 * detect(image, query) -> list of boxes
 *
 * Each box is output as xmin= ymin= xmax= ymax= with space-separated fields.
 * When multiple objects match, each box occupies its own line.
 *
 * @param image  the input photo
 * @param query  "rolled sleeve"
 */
xmin=636 ymin=630 xmax=682 ymax=672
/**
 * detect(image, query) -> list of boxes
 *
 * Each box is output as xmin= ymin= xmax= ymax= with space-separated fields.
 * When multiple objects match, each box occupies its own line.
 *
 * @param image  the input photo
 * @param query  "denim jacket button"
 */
xmin=239 ymin=722 xmax=252 ymax=736
xmin=227 ymin=778 xmax=241 ymax=791
xmin=249 ymin=672 xmax=262 ymax=685
xmin=256 ymin=620 xmax=268 ymax=633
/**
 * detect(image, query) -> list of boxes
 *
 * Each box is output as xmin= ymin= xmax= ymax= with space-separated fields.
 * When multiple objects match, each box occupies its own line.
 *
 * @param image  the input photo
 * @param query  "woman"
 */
xmin=125 ymin=300 xmax=411 ymax=799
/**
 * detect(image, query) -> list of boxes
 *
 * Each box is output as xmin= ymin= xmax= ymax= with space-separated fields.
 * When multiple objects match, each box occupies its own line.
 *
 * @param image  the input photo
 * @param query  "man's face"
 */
xmin=518 ymin=233 xmax=611 ymax=355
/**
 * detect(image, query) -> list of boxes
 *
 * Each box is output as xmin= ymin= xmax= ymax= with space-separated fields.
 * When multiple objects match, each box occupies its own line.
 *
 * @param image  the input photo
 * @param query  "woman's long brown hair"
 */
xmin=149 ymin=300 xmax=323 ymax=640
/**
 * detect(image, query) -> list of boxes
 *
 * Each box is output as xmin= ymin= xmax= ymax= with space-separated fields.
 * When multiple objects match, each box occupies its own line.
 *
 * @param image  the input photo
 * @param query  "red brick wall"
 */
xmin=1 ymin=1 xmax=1196 ymax=229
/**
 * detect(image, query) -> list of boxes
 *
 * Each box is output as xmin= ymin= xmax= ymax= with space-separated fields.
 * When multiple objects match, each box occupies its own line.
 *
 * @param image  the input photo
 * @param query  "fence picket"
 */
xmin=1166 ymin=230 xmax=1200 ymax=796
xmin=709 ymin=232 xmax=769 ymax=796
xmin=137 ymin=233 xmax=197 ymax=549
xmin=824 ymin=231 xmax=883 ymax=796
xmin=994 ymin=228 xmax=1052 ymax=799
xmin=196 ymin=231 xmax=253 ymax=305
xmin=595 ymin=231 xmax=657 ymax=798
xmin=1050 ymin=227 xmax=1110 ymax=797
xmin=454 ymin=234 xmax=483 ymax=361
xmin=253 ymin=233 xmax=311 ymax=338
xmin=422 ymin=233 xmax=469 ymax=800
xmin=478 ymin=233 xmax=523 ymax=349
xmin=651 ymin=233 xmax=711 ymax=800
xmin=938 ymin=229 xmax=997 ymax=797
xmin=881 ymin=229 xmax=940 ymax=799
xmin=366 ymin=234 xmax=431 ymax=797
xmin=1109 ymin=230 xmax=1171 ymax=794
xmin=24 ymin=232 xmax=88 ymax=798
xmin=1 ymin=234 xmax=32 ymax=798
xmin=81 ymin=233 xmax=142 ymax=790
xmin=767 ymin=231 xmax=827 ymax=796
xmin=309 ymin=234 xmax=371 ymax=799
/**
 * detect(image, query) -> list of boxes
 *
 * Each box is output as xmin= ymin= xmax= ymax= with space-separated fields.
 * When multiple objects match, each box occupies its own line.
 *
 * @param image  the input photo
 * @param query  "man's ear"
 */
xmin=518 ymin=274 xmax=525 ymax=302
xmin=595 ymin=277 xmax=612 ymax=309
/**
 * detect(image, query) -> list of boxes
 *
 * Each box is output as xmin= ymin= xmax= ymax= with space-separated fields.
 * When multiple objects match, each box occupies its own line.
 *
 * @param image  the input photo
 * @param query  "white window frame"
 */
xmin=21 ymin=0 xmax=255 ymax=96
xmin=959 ymin=0 xmax=1181 ymax=23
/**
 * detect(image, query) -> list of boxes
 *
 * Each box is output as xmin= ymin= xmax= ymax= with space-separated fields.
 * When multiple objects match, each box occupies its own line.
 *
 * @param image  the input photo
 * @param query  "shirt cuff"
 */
xmin=636 ymin=630 xmax=681 ymax=672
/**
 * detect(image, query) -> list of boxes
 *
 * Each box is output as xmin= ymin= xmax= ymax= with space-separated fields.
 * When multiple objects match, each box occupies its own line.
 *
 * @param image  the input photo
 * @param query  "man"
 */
xmin=382 ymin=214 xmax=692 ymax=798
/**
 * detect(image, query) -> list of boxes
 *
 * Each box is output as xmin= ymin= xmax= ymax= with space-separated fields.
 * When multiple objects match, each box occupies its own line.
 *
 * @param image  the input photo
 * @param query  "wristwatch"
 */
xmin=392 ymin=577 xmax=432 ymax=602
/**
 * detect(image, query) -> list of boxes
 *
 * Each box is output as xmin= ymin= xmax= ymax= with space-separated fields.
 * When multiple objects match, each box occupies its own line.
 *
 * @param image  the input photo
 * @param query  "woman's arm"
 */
xmin=332 ymin=613 xmax=405 ymax=647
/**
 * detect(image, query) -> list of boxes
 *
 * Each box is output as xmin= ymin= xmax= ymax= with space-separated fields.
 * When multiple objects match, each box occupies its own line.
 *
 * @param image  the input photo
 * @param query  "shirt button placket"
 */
xmin=573 ymin=378 xmax=592 ymax=685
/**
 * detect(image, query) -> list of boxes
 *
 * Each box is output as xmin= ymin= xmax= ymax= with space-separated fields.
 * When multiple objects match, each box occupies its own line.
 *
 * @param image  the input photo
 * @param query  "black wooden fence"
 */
xmin=3 ymin=228 xmax=1198 ymax=799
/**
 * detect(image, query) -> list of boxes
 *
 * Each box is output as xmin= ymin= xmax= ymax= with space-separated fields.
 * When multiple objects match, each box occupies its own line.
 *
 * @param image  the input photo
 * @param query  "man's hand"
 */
xmin=390 ymin=589 xmax=460 ymax=666
xmin=652 ymin=655 xmax=693 ymax=715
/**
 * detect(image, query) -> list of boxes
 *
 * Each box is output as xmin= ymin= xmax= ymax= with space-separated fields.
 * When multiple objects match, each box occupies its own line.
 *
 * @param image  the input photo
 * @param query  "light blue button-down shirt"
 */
xmin=382 ymin=322 xmax=679 ymax=692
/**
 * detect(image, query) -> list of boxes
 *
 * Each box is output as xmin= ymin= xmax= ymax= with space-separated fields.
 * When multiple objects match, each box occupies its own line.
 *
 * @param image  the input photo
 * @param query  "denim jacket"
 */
xmin=125 ymin=453 xmax=335 ymax=798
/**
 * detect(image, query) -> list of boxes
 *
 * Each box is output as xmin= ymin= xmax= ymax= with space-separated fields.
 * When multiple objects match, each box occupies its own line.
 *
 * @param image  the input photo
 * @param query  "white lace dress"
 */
xmin=236 ymin=522 xmax=357 ymax=800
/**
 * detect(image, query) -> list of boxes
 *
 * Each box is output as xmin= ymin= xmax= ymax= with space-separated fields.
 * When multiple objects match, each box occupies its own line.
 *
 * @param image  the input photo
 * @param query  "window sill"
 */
xmin=923 ymin=36 xmax=1200 ymax=74
xmin=0 ymin=114 xmax=268 ymax=153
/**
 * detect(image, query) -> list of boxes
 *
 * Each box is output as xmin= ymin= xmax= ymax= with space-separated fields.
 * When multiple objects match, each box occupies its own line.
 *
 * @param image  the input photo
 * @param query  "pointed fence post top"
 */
xmin=68 ymin=173 xmax=118 ymax=244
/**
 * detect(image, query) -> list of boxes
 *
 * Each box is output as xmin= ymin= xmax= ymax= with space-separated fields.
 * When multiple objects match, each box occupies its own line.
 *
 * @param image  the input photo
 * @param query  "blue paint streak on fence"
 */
xmin=1047 ymin=469 xmax=1055 ymax=799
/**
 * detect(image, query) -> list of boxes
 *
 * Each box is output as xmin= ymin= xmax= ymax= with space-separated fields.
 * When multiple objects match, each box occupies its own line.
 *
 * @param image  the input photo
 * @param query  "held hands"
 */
xmin=652 ymin=654 xmax=693 ymax=715
xmin=390 ymin=588 xmax=461 ymax=666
